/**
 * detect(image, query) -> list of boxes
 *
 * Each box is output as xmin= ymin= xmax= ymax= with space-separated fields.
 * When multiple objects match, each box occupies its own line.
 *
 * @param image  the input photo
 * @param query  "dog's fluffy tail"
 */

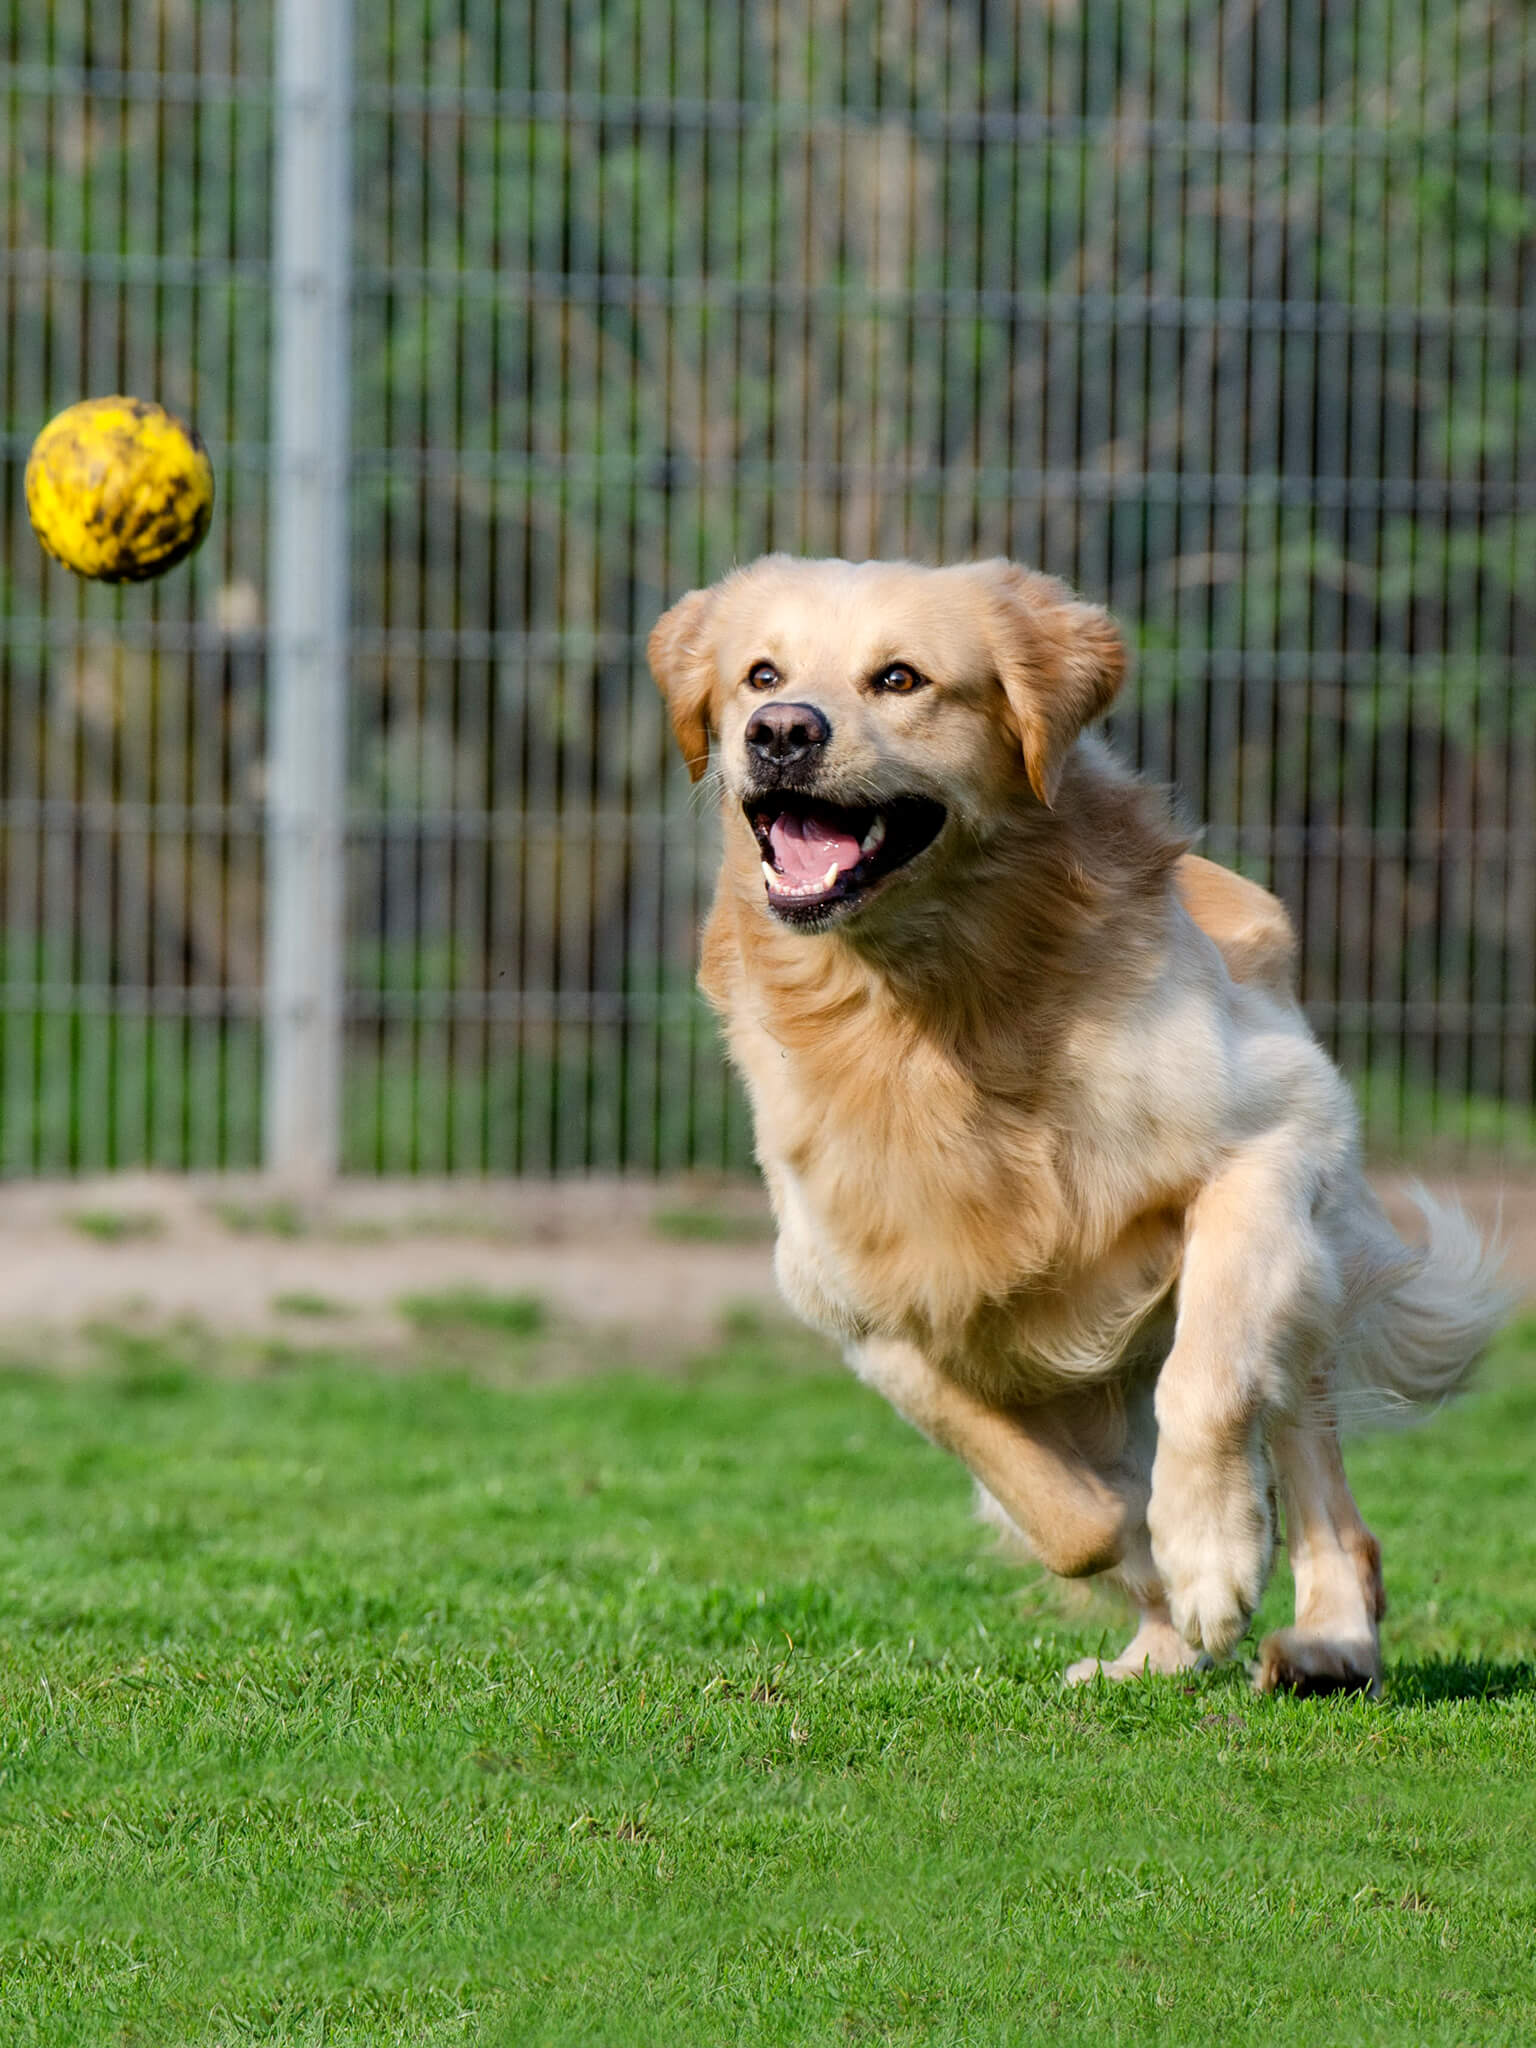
xmin=1335 ymin=1185 xmax=1510 ymax=1426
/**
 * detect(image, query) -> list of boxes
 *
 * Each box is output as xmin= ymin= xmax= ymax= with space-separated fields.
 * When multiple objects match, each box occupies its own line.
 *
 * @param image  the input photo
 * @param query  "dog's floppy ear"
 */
xmin=981 ymin=562 xmax=1126 ymax=807
xmin=647 ymin=585 xmax=718 ymax=783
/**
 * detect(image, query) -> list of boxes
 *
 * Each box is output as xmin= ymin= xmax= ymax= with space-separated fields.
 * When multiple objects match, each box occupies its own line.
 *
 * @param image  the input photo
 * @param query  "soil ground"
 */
xmin=0 ymin=1168 xmax=1528 ymax=1357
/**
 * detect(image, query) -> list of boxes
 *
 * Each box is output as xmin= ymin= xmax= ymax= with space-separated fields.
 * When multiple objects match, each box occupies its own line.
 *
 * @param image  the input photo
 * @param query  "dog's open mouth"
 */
xmin=745 ymin=792 xmax=947 ymax=922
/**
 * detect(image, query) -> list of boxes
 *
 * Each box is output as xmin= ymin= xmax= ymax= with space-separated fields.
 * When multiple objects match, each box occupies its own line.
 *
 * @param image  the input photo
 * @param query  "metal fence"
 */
xmin=1 ymin=0 xmax=1532 ymax=1177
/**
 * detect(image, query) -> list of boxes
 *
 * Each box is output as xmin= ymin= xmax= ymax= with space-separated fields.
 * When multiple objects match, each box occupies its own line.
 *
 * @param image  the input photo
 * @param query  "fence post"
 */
xmin=266 ymin=0 xmax=353 ymax=1183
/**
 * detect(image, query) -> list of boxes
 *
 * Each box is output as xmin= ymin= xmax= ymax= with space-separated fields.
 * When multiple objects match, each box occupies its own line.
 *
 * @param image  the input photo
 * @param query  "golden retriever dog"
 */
xmin=648 ymin=555 xmax=1504 ymax=1693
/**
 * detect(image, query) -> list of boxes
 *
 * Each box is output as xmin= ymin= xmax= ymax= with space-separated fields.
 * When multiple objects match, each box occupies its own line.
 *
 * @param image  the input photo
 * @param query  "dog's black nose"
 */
xmin=745 ymin=700 xmax=831 ymax=767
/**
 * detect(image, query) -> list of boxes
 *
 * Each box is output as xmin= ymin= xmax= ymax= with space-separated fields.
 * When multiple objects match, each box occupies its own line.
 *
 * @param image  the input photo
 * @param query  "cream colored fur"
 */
xmin=649 ymin=554 xmax=1506 ymax=1693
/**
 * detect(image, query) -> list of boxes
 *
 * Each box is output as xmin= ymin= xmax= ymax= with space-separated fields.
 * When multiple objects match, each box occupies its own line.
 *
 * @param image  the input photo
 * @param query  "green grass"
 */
xmin=68 ymin=1208 xmax=165 ymax=1244
xmin=1 ymin=1320 xmax=1534 ymax=2045
xmin=211 ymin=1197 xmax=309 ymax=1240
xmin=270 ymin=1292 xmax=346 ymax=1320
xmin=651 ymin=1201 xmax=775 ymax=1245
xmin=396 ymin=1288 xmax=548 ymax=1339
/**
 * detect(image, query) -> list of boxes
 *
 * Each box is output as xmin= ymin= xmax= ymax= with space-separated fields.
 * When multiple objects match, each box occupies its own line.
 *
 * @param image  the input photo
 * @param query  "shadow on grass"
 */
xmin=1386 ymin=1656 xmax=1536 ymax=1705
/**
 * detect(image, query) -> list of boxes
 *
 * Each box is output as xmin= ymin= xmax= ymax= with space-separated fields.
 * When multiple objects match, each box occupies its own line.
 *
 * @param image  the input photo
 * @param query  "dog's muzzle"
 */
xmin=744 ymin=789 xmax=948 ymax=926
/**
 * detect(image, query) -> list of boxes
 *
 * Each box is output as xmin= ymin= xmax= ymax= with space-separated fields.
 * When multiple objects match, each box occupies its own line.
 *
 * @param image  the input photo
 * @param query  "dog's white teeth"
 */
xmin=764 ymin=864 xmax=840 ymax=900
xmin=860 ymin=815 xmax=887 ymax=855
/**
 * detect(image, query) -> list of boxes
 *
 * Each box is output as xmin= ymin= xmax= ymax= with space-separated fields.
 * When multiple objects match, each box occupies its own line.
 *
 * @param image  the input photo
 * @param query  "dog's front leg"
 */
xmin=850 ymin=1337 xmax=1145 ymax=1582
xmin=1148 ymin=1133 xmax=1340 ymax=1657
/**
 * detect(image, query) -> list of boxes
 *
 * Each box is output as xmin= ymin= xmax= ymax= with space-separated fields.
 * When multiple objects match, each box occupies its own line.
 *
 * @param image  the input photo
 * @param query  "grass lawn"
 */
xmin=0 ymin=1310 xmax=1533 ymax=2045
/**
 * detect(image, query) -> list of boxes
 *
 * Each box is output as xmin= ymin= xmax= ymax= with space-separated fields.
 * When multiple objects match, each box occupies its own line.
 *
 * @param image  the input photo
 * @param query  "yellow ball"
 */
xmin=25 ymin=395 xmax=215 ymax=583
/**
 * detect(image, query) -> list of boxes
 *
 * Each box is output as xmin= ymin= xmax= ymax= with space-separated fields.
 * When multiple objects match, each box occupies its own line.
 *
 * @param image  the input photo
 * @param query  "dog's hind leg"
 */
xmin=1254 ymin=1406 xmax=1384 ymax=1696
xmin=1056 ymin=1381 xmax=1205 ymax=1685
xmin=1061 ymin=1597 xmax=1204 ymax=1684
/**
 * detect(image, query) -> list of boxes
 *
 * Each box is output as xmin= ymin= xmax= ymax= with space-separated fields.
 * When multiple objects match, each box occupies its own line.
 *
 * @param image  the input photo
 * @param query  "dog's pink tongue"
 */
xmin=768 ymin=809 xmax=862 ymax=885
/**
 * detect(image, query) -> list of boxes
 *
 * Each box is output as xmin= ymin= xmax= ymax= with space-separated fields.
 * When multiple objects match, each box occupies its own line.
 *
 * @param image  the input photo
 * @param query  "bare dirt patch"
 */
xmin=0 ymin=1173 xmax=782 ymax=1362
xmin=0 ymin=1168 xmax=1528 ymax=1364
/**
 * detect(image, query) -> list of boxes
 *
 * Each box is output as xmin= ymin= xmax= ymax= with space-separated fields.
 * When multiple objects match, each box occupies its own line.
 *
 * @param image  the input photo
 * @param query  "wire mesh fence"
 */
xmin=1 ymin=0 xmax=1532 ymax=1176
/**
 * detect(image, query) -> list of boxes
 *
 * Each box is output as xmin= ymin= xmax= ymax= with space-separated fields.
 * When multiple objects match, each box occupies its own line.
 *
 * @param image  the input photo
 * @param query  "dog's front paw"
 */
xmin=1147 ymin=1440 xmax=1275 ymax=1659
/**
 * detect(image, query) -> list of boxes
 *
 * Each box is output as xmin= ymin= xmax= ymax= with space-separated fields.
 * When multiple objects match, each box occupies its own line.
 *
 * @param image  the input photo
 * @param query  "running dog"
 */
xmin=649 ymin=554 xmax=1504 ymax=1690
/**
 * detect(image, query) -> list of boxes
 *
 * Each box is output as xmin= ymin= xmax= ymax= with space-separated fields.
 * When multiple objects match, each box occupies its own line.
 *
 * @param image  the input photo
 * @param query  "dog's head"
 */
xmin=648 ymin=555 xmax=1125 ymax=930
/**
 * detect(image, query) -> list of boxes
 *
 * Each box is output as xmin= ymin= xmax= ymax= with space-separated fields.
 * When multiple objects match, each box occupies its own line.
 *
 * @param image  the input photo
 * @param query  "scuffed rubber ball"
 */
xmin=25 ymin=395 xmax=215 ymax=583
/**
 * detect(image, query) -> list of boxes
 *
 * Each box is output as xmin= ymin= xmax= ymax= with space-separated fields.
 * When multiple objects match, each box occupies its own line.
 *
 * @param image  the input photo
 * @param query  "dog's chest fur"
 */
xmin=703 ymin=895 xmax=1194 ymax=1402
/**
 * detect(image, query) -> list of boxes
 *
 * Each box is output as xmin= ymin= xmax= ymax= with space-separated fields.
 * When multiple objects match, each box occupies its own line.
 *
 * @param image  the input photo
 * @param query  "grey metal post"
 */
xmin=266 ymin=0 xmax=352 ymax=1183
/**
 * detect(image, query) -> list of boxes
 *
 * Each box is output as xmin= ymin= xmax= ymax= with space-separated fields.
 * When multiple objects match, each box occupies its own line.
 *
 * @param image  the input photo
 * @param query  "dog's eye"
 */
xmin=746 ymin=660 xmax=780 ymax=691
xmin=872 ymin=662 xmax=924 ymax=694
